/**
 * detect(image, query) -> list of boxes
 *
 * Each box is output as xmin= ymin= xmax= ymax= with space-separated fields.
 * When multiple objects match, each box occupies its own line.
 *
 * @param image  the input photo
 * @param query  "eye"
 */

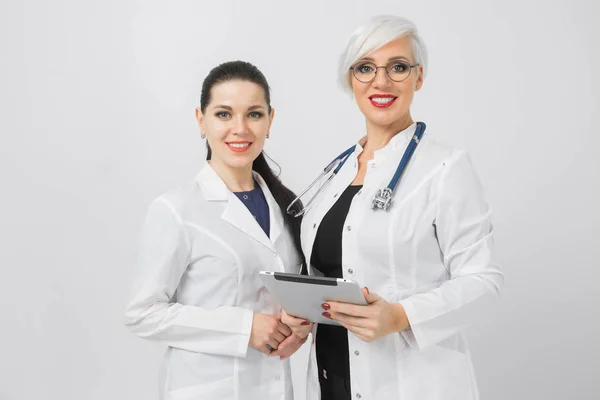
xmin=390 ymin=62 xmax=408 ymax=72
xmin=215 ymin=111 xmax=230 ymax=118
xmin=357 ymin=63 xmax=374 ymax=73
xmin=248 ymin=111 xmax=263 ymax=118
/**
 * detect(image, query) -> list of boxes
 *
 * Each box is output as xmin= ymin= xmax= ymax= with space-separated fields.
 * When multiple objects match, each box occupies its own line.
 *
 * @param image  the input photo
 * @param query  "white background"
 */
xmin=1 ymin=0 xmax=599 ymax=399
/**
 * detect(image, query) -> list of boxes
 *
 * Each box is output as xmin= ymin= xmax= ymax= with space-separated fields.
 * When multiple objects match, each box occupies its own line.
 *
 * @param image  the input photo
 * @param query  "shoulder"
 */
xmin=419 ymin=137 xmax=467 ymax=164
xmin=147 ymin=179 xmax=205 ymax=222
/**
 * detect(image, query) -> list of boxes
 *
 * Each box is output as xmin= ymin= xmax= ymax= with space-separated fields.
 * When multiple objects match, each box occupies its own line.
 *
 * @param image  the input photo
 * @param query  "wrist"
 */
xmin=392 ymin=303 xmax=410 ymax=332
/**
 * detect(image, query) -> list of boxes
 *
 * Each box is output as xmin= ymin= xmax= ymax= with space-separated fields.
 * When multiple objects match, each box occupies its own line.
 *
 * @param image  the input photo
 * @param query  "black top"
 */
xmin=311 ymin=184 xmax=362 ymax=378
xmin=234 ymin=182 xmax=270 ymax=237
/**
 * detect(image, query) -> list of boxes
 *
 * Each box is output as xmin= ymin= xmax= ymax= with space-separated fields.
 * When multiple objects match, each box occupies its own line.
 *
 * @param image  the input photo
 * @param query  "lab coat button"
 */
xmin=313 ymin=223 xmax=317 ymax=229
xmin=348 ymin=268 xmax=354 ymax=274
xmin=354 ymin=350 xmax=360 ymax=356
xmin=347 ymin=226 xmax=352 ymax=231
xmin=356 ymin=394 xmax=362 ymax=399
xmin=275 ymin=375 xmax=280 ymax=381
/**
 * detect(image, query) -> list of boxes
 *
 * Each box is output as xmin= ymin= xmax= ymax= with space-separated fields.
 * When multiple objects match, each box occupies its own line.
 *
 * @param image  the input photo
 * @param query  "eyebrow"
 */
xmin=248 ymin=105 xmax=266 ymax=111
xmin=213 ymin=104 xmax=266 ymax=111
xmin=360 ymin=56 xmax=410 ymax=63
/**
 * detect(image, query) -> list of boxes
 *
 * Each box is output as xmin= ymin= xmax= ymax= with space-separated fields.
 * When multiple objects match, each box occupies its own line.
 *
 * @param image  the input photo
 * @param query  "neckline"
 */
xmin=234 ymin=187 xmax=259 ymax=194
xmin=233 ymin=180 xmax=261 ymax=194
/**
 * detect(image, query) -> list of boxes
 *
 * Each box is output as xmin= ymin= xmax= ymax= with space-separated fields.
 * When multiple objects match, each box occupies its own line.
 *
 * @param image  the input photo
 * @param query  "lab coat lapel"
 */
xmin=196 ymin=163 xmax=274 ymax=251
xmin=221 ymin=194 xmax=274 ymax=251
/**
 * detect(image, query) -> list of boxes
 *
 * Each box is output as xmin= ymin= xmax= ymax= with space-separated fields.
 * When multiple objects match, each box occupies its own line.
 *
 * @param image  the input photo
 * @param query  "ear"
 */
xmin=415 ymin=64 xmax=424 ymax=91
xmin=195 ymin=107 xmax=206 ymax=134
xmin=267 ymin=107 xmax=275 ymax=134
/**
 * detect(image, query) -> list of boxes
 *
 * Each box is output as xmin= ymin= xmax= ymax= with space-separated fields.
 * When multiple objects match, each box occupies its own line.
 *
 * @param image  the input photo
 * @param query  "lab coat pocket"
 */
xmin=167 ymin=376 xmax=234 ymax=400
xmin=400 ymin=343 xmax=475 ymax=400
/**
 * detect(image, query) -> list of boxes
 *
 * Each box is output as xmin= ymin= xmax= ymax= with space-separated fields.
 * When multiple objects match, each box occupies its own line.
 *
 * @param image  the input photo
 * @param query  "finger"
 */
xmin=272 ymin=341 xmax=292 ymax=358
xmin=291 ymin=327 xmax=311 ymax=339
xmin=326 ymin=301 xmax=370 ymax=318
xmin=282 ymin=313 xmax=310 ymax=327
xmin=261 ymin=345 xmax=274 ymax=356
xmin=278 ymin=322 xmax=293 ymax=337
xmin=271 ymin=341 xmax=287 ymax=357
xmin=273 ymin=331 xmax=287 ymax=344
xmin=338 ymin=321 xmax=375 ymax=342
xmin=276 ymin=336 xmax=303 ymax=358
xmin=329 ymin=312 xmax=372 ymax=329
xmin=267 ymin=338 xmax=280 ymax=350
xmin=271 ymin=335 xmax=297 ymax=357
xmin=363 ymin=288 xmax=383 ymax=304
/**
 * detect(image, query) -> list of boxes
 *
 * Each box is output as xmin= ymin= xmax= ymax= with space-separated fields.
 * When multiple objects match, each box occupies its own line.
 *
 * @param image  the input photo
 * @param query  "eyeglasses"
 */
xmin=350 ymin=61 xmax=419 ymax=83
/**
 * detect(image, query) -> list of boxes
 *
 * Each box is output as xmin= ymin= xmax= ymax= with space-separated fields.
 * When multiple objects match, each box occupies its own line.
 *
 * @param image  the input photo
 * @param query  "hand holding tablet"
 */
xmin=259 ymin=271 xmax=367 ymax=326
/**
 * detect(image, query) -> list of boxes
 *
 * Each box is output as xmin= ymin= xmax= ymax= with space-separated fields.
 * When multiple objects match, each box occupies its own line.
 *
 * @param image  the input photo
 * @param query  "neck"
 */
xmin=363 ymin=113 xmax=414 ymax=152
xmin=209 ymin=159 xmax=255 ymax=192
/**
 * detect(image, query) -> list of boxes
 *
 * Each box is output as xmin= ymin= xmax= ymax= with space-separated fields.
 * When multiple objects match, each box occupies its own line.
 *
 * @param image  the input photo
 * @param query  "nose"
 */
xmin=372 ymin=67 xmax=392 ymax=89
xmin=232 ymin=115 xmax=249 ymax=136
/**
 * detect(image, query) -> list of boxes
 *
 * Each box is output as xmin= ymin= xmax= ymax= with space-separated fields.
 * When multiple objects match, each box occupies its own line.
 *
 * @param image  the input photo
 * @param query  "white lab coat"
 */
xmin=301 ymin=123 xmax=503 ymax=400
xmin=124 ymin=163 xmax=301 ymax=400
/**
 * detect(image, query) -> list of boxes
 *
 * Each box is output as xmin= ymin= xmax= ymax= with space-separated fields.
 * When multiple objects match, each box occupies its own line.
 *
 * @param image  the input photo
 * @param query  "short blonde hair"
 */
xmin=338 ymin=15 xmax=428 ymax=94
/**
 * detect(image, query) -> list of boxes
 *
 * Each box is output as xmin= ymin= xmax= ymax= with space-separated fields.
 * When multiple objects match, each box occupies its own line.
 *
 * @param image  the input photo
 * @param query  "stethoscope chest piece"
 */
xmin=287 ymin=122 xmax=426 ymax=217
xmin=372 ymin=187 xmax=393 ymax=211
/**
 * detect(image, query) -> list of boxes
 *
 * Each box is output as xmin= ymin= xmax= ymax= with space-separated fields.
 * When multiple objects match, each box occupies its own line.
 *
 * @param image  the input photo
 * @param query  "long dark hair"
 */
xmin=200 ymin=61 xmax=305 ymax=272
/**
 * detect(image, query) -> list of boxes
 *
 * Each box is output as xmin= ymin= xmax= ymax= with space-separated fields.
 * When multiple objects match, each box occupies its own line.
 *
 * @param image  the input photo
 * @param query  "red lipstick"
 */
xmin=226 ymin=141 xmax=252 ymax=153
xmin=368 ymin=94 xmax=398 ymax=108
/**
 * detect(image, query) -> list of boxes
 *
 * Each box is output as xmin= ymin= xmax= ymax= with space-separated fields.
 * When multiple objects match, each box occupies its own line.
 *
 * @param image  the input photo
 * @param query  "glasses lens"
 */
xmin=352 ymin=62 xmax=377 ymax=82
xmin=387 ymin=62 xmax=412 ymax=82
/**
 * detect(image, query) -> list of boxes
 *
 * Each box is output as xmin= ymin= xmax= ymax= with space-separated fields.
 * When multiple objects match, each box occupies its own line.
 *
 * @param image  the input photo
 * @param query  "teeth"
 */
xmin=371 ymin=97 xmax=395 ymax=104
xmin=229 ymin=143 xmax=250 ymax=148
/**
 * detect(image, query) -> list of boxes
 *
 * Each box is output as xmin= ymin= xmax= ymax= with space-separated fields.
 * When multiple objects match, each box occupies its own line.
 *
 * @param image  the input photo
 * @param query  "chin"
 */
xmin=365 ymin=114 xmax=399 ymax=128
xmin=225 ymin=154 xmax=257 ymax=170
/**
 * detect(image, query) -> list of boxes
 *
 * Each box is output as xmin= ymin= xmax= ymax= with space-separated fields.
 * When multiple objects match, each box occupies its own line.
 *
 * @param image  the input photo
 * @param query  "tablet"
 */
xmin=259 ymin=271 xmax=367 ymax=326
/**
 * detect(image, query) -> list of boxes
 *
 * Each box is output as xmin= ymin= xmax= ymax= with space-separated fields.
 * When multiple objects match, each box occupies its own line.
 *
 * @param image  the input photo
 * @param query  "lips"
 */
xmin=369 ymin=94 xmax=398 ymax=108
xmin=226 ymin=141 xmax=252 ymax=153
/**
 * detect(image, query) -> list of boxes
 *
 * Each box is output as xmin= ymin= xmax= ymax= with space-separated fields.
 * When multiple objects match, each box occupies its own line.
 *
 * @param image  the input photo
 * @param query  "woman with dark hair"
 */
xmin=124 ymin=61 xmax=310 ymax=400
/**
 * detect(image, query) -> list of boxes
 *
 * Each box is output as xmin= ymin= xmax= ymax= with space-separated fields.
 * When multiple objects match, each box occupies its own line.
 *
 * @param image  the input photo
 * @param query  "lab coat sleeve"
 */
xmin=398 ymin=150 xmax=503 ymax=351
xmin=124 ymin=197 xmax=254 ymax=358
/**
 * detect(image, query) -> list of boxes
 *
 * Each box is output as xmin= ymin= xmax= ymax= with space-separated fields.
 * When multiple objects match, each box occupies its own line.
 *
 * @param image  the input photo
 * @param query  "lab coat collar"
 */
xmin=354 ymin=122 xmax=417 ymax=156
xmin=195 ymin=163 xmax=229 ymax=201
xmin=196 ymin=163 xmax=279 ymax=250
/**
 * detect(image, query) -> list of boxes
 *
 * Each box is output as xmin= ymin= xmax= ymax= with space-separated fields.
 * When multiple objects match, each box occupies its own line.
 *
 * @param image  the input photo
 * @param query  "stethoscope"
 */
xmin=286 ymin=122 xmax=426 ymax=217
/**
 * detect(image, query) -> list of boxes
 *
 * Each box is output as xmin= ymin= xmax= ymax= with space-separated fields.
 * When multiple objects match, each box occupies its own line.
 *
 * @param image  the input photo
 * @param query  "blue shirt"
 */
xmin=234 ymin=183 xmax=270 ymax=238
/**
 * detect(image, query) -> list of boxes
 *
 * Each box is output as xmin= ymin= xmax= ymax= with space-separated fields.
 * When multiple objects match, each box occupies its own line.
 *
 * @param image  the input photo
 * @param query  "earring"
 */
xmin=266 ymin=133 xmax=270 ymax=139
xmin=201 ymin=133 xmax=206 ymax=139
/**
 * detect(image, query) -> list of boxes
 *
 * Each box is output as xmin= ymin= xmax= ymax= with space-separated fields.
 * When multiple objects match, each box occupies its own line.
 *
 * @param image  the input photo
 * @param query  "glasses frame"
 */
xmin=349 ymin=61 xmax=420 ymax=83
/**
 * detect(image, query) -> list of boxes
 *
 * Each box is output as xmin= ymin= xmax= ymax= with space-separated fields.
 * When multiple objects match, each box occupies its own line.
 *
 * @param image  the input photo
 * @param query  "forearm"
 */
xmin=125 ymin=301 xmax=254 ymax=357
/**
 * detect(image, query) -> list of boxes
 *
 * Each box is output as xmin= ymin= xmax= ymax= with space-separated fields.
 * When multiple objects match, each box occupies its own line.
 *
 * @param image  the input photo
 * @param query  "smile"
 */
xmin=226 ymin=141 xmax=252 ymax=153
xmin=369 ymin=94 xmax=398 ymax=108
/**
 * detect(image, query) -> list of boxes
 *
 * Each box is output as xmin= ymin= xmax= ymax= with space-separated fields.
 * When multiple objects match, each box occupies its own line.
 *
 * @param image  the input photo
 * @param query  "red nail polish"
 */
xmin=322 ymin=303 xmax=330 ymax=310
xmin=301 ymin=321 xmax=310 ymax=326
xmin=322 ymin=311 xmax=331 ymax=318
